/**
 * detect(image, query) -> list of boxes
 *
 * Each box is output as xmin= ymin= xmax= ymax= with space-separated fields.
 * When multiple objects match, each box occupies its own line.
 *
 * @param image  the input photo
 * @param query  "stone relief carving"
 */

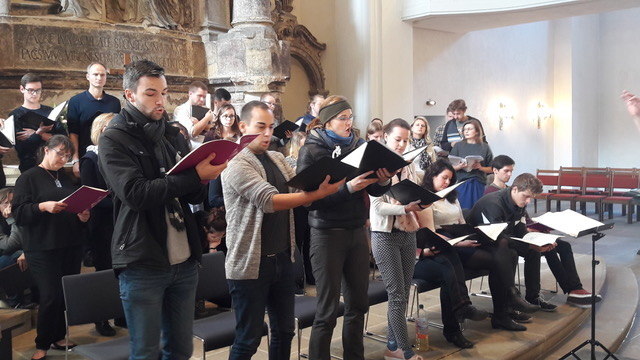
xmin=61 ymin=0 xmax=103 ymax=20
xmin=272 ymin=0 xmax=327 ymax=96
xmin=56 ymin=0 xmax=196 ymax=31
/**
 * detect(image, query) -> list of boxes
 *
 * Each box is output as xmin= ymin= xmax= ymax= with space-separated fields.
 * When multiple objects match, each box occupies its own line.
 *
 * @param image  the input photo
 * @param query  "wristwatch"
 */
xmin=71 ymin=160 xmax=79 ymax=165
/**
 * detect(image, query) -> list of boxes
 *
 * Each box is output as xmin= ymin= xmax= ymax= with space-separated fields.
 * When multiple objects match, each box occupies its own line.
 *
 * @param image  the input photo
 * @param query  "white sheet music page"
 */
xmin=512 ymin=232 xmax=561 ymax=247
xmin=532 ymin=209 xmax=605 ymax=237
xmin=476 ymin=222 xmax=508 ymax=241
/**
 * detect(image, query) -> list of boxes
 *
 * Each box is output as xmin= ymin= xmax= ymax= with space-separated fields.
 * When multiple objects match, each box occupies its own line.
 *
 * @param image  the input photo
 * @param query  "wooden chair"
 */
xmin=547 ymin=168 xmax=583 ymax=211
xmin=533 ymin=169 xmax=559 ymax=213
xmin=571 ymin=169 xmax=610 ymax=221
xmin=602 ymin=169 xmax=639 ymax=224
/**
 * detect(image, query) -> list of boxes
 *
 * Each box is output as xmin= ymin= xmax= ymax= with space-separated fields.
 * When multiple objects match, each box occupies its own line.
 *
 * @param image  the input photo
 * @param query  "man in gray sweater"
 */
xmin=222 ymin=100 xmax=343 ymax=359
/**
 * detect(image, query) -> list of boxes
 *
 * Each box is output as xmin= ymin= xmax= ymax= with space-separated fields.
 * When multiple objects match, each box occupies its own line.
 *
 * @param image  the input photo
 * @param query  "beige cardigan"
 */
xmin=221 ymin=148 xmax=297 ymax=280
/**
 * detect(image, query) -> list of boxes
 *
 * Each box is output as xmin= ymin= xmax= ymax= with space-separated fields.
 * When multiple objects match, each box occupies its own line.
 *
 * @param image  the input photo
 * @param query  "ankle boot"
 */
xmin=508 ymin=287 xmax=540 ymax=314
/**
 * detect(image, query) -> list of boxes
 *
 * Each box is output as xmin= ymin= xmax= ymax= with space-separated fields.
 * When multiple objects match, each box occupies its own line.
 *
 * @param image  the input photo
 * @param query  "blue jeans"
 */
xmin=0 ymin=250 xmax=21 ymax=270
xmin=227 ymin=251 xmax=295 ymax=360
xmin=118 ymin=259 xmax=198 ymax=360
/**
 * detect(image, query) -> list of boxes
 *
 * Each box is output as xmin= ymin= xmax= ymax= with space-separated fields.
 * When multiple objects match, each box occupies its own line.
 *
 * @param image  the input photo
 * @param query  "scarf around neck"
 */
xmin=123 ymin=101 xmax=186 ymax=231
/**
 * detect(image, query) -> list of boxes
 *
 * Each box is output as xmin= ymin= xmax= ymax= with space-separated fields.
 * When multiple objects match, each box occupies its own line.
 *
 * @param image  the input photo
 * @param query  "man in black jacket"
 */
xmin=98 ymin=59 xmax=227 ymax=360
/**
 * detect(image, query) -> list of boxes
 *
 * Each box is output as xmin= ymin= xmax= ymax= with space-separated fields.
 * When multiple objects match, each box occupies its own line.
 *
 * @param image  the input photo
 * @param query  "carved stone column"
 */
xmin=0 ymin=0 xmax=11 ymax=15
xmin=200 ymin=0 xmax=231 ymax=42
xmin=207 ymin=0 xmax=290 ymax=105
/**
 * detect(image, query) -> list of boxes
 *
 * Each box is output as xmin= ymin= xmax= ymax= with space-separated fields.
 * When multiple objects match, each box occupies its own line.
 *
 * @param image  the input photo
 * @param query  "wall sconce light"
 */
xmin=498 ymin=102 xmax=513 ymax=131
xmin=425 ymin=99 xmax=436 ymax=106
xmin=536 ymin=102 xmax=551 ymax=129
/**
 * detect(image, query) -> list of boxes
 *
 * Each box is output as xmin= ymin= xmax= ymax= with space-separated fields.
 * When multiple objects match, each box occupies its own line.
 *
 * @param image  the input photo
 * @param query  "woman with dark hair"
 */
xmin=421 ymin=159 xmax=539 ymax=335
xmin=415 ymin=159 xmax=489 ymax=348
xmin=13 ymin=134 xmax=90 ymax=360
xmin=297 ymin=95 xmax=392 ymax=359
xmin=369 ymin=118 xmax=426 ymax=360
xmin=204 ymin=103 xmax=241 ymax=142
xmin=450 ymin=118 xmax=493 ymax=209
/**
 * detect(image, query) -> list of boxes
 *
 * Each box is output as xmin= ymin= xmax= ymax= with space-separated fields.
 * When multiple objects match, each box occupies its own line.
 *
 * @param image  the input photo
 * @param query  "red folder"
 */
xmin=61 ymin=185 xmax=110 ymax=213
xmin=166 ymin=134 xmax=260 ymax=175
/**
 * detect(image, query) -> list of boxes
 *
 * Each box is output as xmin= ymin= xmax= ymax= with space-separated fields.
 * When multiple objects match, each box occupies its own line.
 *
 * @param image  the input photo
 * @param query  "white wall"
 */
xmin=598 ymin=7 xmax=640 ymax=168
xmin=413 ymin=22 xmax=555 ymax=177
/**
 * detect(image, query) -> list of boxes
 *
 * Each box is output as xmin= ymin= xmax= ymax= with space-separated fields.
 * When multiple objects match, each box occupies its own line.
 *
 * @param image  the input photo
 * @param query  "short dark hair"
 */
xmin=512 ymin=173 xmax=543 ymax=194
xmin=383 ymin=118 xmax=411 ymax=135
xmin=448 ymin=99 xmax=467 ymax=112
xmin=213 ymin=88 xmax=231 ymax=101
xmin=37 ymin=135 xmax=75 ymax=164
xmin=20 ymin=73 xmax=42 ymax=88
xmin=188 ymin=81 xmax=208 ymax=92
xmin=491 ymin=155 xmax=515 ymax=170
xmin=240 ymin=100 xmax=270 ymax=124
xmin=421 ymin=159 xmax=458 ymax=203
xmin=123 ymin=59 xmax=165 ymax=91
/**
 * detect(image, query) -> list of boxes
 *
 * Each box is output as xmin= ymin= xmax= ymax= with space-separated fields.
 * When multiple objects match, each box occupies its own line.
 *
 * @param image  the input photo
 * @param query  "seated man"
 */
xmin=0 ymin=187 xmax=30 ymax=308
xmin=470 ymin=173 xmax=601 ymax=311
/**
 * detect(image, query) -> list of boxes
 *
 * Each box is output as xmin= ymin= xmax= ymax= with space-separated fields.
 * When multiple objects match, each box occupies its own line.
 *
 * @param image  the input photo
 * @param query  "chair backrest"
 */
xmin=0 ymin=263 xmax=33 ymax=296
xmin=582 ymin=169 xmax=610 ymax=194
xmin=536 ymin=169 xmax=559 ymax=188
xmin=196 ymin=252 xmax=231 ymax=307
xmin=557 ymin=168 xmax=583 ymax=193
xmin=609 ymin=170 xmax=640 ymax=193
xmin=62 ymin=269 xmax=124 ymax=326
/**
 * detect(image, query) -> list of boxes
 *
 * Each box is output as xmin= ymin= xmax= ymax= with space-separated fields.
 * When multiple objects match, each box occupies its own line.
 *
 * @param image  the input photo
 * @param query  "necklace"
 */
xmin=40 ymin=166 xmax=62 ymax=188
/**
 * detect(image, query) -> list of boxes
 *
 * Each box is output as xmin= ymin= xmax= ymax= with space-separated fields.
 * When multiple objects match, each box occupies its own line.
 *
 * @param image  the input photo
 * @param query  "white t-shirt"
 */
xmin=173 ymin=101 xmax=205 ymax=149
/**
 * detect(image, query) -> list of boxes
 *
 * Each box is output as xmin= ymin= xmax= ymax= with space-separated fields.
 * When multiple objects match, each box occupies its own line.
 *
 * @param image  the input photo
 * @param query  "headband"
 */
xmin=318 ymin=100 xmax=352 ymax=125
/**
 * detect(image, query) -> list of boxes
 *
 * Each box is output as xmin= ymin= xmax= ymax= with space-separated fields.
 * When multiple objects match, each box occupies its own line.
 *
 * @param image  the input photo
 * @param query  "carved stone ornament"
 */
xmin=272 ymin=0 xmax=327 ymax=97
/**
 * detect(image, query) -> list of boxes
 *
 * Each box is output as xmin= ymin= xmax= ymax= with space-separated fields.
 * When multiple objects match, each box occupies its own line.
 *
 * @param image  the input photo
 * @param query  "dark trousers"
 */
xmin=228 ymin=251 xmax=295 ymax=360
xmin=294 ymin=206 xmax=314 ymax=285
xmin=509 ymin=240 xmax=542 ymax=301
xmin=459 ymin=239 xmax=518 ymax=316
xmin=25 ymin=246 xmax=82 ymax=350
xmin=544 ymin=239 xmax=583 ymax=293
xmin=414 ymin=248 xmax=471 ymax=336
xmin=309 ymin=227 xmax=369 ymax=360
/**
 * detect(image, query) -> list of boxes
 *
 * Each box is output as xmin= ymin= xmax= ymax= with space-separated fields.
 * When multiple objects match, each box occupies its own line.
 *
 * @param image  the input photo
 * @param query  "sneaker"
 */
xmin=528 ymin=297 xmax=557 ymax=312
xmin=508 ymin=310 xmax=532 ymax=323
xmin=567 ymin=289 xmax=602 ymax=306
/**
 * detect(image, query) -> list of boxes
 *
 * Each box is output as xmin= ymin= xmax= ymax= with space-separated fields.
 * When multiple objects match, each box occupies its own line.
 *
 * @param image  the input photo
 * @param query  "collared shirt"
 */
xmin=173 ymin=101 xmax=205 ymax=149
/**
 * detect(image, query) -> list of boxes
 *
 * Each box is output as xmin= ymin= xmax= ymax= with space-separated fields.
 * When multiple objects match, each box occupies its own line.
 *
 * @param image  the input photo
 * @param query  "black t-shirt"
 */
xmin=255 ymin=152 xmax=290 ymax=256
xmin=66 ymin=91 xmax=121 ymax=158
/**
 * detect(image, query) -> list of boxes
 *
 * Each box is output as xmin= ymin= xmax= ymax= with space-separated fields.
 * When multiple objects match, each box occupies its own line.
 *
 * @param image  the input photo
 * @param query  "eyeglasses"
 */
xmin=25 ymin=88 xmax=42 ymax=95
xmin=220 ymin=114 xmax=235 ymax=119
xmin=336 ymin=115 xmax=354 ymax=121
xmin=51 ymin=148 xmax=72 ymax=160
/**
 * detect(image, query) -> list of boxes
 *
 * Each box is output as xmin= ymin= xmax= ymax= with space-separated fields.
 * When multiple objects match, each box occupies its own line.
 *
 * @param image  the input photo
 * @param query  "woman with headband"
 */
xmin=297 ymin=95 xmax=393 ymax=359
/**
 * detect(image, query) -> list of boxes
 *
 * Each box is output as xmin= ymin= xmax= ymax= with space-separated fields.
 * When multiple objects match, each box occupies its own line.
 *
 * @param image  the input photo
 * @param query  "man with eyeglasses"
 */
xmin=173 ymin=81 xmax=214 ymax=150
xmin=67 ymin=62 xmax=121 ymax=177
xmin=9 ymin=73 xmax=67 ymax=173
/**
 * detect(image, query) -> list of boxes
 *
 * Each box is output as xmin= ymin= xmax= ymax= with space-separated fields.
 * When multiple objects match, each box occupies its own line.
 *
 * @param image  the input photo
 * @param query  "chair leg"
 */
xmin=597 ymin=202 xmax=604 ymax=222
xmin=608 ymin=204 xmax=613 ymax=219
xmin=637 ymin=205 xmax=640 ymax=222
xmin=628 ymin=204 xmax=633 ymax=224
xmin=534 ymin=198 xmax=538 ymax=213
xmin=623 ymin=205 xmax=627 ymax=216
xmin=546 ymin=198 xmax=552 ymax=213
xmin=580 ymin=201 xmax=586 ymax=215
xmin=556 ymin=200 xmax=560 ymax=212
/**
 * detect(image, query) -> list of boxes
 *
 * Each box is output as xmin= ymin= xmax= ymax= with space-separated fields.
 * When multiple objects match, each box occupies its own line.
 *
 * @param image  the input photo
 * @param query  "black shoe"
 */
xmin=491 ymin=315 xmax=527 ymax=331
xmin=50 ymin=342 xmax=77 ymax=350
xmin=527 ymin=297 xmax=557 ymax=312
xmin=95 ymin=320 xmax=116 ymax=337
xmin=508 ymin=310 xmax=532 ymax=323
xmin=455 ymin=304 xmax=489 ymax=323
xmin=114 ymin=317 xmax=128 ymax=328
xmin=444 ymin=332 xmax=474 ymax=349
xmin=509 ymin=287 xmax=540 ymax=313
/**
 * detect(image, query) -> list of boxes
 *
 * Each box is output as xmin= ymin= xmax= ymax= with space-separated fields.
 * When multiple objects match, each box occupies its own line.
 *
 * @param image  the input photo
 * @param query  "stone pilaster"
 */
xmin=207 ymin=0 xmax=290 ymax=105
xmin=0 ymin=0 xmax=10 ymax=15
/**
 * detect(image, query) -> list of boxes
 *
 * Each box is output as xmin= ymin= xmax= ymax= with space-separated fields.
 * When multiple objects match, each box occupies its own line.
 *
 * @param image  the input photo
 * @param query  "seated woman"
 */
xmin=421 ymin=159 xmax=539 ymax=334
xmin=369 ymin=118 xmax=425 ymax=360
xmin=450 ymin=119 xmax=493 ymax=209
xmin=13 ymin=135 xmax=90 ymax=360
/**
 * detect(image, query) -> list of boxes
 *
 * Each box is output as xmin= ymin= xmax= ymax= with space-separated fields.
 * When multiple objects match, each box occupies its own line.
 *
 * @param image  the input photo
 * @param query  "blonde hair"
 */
xmin=286 ymin=131 xmax=307 ymax=159
xmin=411 ymin=116 xmax=431 ymax=142
xmin=91 ymin=113 xmax=116 ymax=145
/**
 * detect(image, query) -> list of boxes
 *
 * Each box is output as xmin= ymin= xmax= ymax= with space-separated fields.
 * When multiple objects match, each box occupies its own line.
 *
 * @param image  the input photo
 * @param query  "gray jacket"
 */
xmin=0 ymin=219 xmax=23 ymax=256
xmin=222 ymin=148 xmax=296 ymax=280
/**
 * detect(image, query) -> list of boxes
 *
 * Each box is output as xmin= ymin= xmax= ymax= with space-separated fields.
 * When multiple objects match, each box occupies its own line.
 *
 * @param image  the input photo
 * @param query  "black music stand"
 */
xmin=560 ymin=223 xmax=617 ymax=360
